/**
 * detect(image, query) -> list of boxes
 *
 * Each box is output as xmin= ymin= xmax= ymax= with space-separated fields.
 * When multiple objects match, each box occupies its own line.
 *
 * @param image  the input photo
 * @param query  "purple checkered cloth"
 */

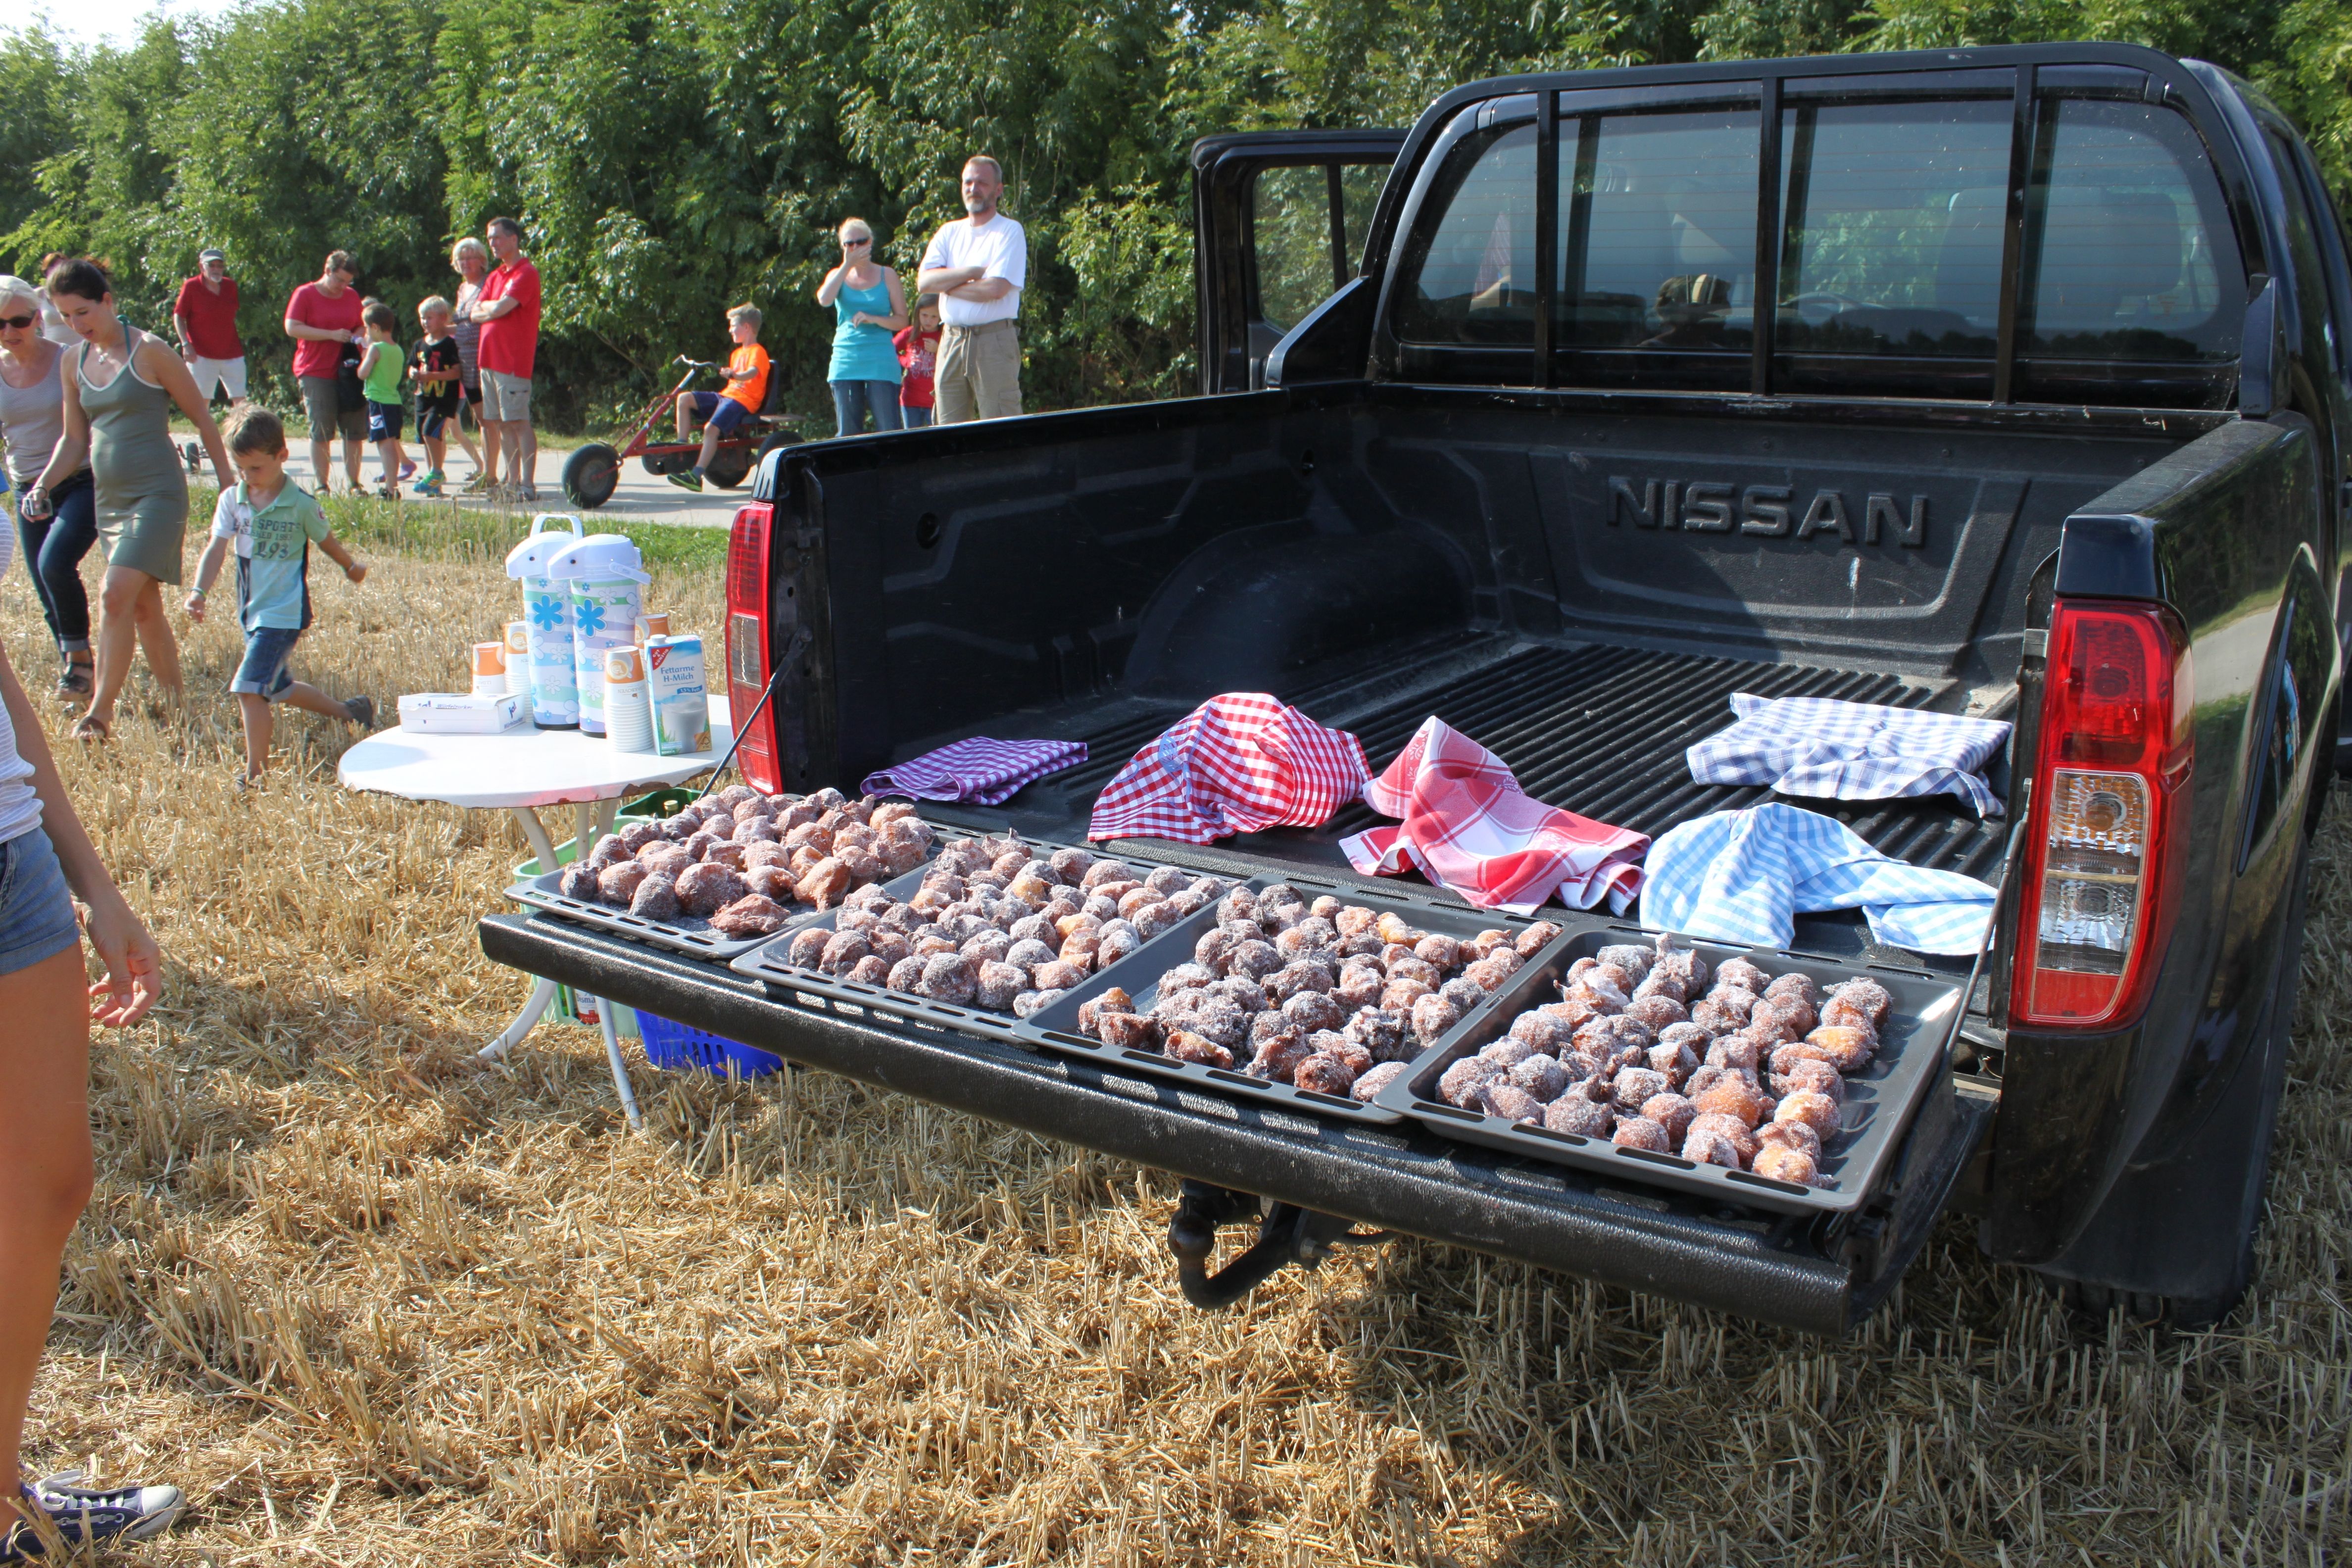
xmin=862 ymin=737 xmax=1087 ymax=806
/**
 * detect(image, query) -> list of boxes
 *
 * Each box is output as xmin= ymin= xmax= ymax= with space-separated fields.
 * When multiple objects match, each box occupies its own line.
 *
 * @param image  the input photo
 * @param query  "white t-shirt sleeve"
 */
xmin=921 ymin=224 xmax=952 ymax=275
xmin=210 ymin=490 xmax=252 ymax=555
xmin=990 ymin=220 xmax=1028 ymax=292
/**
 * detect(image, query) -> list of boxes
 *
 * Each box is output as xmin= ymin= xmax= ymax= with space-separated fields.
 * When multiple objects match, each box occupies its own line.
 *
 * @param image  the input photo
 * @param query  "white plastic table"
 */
xmin=337 ymin=694 xmax=734 ymax=1129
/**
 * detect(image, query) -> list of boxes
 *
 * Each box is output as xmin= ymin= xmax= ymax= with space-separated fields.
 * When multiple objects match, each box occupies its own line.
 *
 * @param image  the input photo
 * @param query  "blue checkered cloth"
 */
xmin=1641 ymin=803 xmax=1997 ymax=955
xmin=1686 ymin=692 xmax=2011 ymax=817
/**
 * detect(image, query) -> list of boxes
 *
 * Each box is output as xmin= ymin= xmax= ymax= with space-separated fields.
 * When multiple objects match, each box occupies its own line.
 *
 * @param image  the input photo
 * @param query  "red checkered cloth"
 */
xmin=1088 ymin=693 xmax=1372 ymax=844
xmin=1339 ymin=717 xmax=1648 ymax=914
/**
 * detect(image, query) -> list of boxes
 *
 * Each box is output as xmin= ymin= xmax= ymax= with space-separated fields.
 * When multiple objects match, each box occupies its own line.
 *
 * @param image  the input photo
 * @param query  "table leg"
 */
xmin=597 ymin=1001 xmax=645 ymax=1131
xmin=574 ymin=800 xmax=610 ymax=865
xmin=485 ymin=806 xmax=568 ymax=1062
xmin=480 ymin=977 xmax=558 ymax=1062
xmin=512 ymin=806 xmax=562 ymax=883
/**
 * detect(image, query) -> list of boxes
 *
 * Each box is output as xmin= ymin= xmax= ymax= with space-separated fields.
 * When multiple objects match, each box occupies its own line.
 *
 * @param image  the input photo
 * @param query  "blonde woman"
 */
xmin=0 ymin=275 xmax=97 ymax=702
xmin=447 ymin=235 xmax=490 ymax=485
xmin=815 ymin=217 xmax=907 ymax=435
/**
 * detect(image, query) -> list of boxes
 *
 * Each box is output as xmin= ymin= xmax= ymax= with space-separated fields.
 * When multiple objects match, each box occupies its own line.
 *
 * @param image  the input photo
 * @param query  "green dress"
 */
xmin=77 ymin=327 xmax=187 ymax=585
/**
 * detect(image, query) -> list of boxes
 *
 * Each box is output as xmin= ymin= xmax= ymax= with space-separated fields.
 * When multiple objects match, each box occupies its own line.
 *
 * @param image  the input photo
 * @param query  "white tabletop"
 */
xmin=338 ymin=694 xmax=734 ymax=810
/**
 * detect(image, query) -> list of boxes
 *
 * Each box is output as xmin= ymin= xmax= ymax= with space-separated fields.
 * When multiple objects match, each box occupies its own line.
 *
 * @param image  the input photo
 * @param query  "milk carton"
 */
xmin=644 ymin=633 xmax=710 ymax=756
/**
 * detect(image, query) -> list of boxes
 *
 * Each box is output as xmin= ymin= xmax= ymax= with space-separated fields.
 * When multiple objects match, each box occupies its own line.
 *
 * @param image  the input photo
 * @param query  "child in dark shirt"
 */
xmin=409 ymin=296 xmax=464 ymax=496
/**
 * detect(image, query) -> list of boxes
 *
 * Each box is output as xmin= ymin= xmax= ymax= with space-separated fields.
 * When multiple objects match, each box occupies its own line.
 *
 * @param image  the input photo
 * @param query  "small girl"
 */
xmin=356 ymin=299 xmax=406 ymax=497
xmin=894 ymin=294 xmax=942 ymax=429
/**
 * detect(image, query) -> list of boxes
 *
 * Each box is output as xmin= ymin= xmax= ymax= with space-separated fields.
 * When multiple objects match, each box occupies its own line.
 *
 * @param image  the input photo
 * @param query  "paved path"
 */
xmin=284 ymin=441 xmax=750 ymax=528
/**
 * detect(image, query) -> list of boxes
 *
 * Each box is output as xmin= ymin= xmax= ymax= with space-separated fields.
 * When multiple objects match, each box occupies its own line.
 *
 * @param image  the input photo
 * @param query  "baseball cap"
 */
xmin=197 ymin=247 xmax=225 ymax=262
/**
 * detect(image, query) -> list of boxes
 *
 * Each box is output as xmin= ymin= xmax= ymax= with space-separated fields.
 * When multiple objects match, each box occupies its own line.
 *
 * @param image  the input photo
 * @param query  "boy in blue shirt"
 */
xmin=183 ymin=408 xmax=375 ymax=786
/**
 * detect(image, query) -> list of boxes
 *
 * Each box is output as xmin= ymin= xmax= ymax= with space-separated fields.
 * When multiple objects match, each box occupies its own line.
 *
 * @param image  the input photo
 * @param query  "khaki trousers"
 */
xmin=935 ymin=321 xmax=1023 ymax=423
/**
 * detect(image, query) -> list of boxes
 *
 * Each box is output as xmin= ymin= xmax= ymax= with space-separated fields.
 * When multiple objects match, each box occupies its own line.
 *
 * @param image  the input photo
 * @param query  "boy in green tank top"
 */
xmin=356 ymin=299 xmax=407 ymax=498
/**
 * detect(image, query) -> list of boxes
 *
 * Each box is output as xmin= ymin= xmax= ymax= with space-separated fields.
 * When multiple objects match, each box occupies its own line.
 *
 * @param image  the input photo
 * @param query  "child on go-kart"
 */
xmin=667 ymin=304 xmax=771 ymax=491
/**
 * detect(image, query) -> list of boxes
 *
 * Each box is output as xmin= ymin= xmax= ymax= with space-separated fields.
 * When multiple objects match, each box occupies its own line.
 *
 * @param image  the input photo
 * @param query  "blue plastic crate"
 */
xmin=636 ymin=1011 xmax=784 ymax=1079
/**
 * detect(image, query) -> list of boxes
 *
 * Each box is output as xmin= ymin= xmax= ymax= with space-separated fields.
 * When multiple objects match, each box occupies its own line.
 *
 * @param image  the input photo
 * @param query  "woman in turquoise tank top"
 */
xmin=814 ymin=217 xmax=907 ymax=437
xmin=24 ymin=258 xmax=234 ymax=742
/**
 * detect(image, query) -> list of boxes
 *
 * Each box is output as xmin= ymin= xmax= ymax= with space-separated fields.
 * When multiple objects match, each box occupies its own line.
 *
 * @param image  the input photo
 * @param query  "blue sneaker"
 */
xmin=4 ymin=1472 xmax=186 ymax=1556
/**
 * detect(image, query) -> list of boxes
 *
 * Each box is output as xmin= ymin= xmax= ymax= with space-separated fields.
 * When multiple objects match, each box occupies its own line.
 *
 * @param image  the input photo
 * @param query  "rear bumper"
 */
xmin=482 ymin=913 xmax=1982 ymax=1335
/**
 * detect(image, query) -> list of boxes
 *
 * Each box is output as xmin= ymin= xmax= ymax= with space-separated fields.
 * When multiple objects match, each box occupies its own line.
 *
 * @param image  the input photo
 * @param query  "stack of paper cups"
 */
xmin=471 ymin=642 xmax=507 ymax=696
xmin=503 ymin=620 xmax=530 ymax=678
xmin=635 ymin=612 xmax=671 ymax=645
xmin=604 ymin=645 xmax=654 ymax=752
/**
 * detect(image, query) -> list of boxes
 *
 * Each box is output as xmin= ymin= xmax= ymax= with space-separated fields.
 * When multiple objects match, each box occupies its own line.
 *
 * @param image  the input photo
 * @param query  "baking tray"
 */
xmin=728 ymin=837 xmax=1249 ymax=1045
xmin=1373 ymin=925 xmax=1964 ymax=1216
xmin=1019 ymin=872 xmax=1579 ymax=1127
xmin=506 ymin=842 xmax=934 ymax=964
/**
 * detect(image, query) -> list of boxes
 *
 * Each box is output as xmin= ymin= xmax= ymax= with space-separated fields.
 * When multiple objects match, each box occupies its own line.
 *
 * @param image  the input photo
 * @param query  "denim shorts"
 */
xmin=233 ymin=625 xmax=301 ymax=701
xmin=0 ymin=827 xmax=80 ymax=978
xmin=688 ymin=390 xmax=750 ymax=434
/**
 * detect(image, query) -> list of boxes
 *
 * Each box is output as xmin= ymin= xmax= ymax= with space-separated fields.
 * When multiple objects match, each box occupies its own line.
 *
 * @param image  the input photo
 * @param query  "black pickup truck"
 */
xmin=485 ymin=42 xmax=2352 ymax=1333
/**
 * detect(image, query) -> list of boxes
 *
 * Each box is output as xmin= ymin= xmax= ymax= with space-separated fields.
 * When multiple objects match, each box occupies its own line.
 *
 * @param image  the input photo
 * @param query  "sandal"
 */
xmin=69 ymin=714 xmax=110 ymax=743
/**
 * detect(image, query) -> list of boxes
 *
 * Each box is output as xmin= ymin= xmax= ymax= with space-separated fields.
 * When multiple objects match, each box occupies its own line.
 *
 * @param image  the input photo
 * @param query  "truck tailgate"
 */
xmin=481 ymin=911 xmax=1993 ymax=1334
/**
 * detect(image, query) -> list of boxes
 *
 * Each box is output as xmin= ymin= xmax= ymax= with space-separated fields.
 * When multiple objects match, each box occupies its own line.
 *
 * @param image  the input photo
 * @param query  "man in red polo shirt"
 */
xmin=173 ymin=248 xmax=245 ymax=408
xmin=470 ymin=216 xmax=541 ymax=503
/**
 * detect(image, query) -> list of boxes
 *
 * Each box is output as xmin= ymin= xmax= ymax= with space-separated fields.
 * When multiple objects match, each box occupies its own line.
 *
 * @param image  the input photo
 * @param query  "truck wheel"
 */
xmin=562 ymin=443 xmax=620 ymax=509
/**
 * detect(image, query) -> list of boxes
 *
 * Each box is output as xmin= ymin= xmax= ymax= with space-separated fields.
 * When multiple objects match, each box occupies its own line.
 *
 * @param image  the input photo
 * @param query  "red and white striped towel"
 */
xmin=1088 ymin=693 xmax=1371 ymax=844
xmin=1340 ymin=716 xmax=1648 ymax=914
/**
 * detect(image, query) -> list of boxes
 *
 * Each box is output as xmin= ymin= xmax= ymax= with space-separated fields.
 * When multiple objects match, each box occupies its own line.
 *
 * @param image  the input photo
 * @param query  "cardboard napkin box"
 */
xmin=398 ymin=691 xmax=532 ymax=734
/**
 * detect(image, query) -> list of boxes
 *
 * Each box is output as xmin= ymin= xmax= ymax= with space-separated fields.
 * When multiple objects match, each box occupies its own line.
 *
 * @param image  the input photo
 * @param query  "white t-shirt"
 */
xmin=921 ymin=213 xmax=1028 ymax=327
xmin=0 ymin=522 xmax=45 ymax=845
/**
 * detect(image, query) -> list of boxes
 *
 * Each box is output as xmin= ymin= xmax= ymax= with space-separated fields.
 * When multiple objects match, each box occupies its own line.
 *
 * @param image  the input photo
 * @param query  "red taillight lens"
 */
xmin=2010 ymin=598 xmax=2193 ymax=1029
xmin=725 ymin=502 xmax=779 ymax=794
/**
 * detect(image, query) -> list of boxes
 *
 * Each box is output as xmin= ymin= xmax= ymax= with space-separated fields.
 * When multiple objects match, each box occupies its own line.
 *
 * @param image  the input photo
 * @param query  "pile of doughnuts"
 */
xmin=556 ymin=786 xmax=932 ymax=940
xmin=1070 ymin=882 xmax=1562 ymax=1102
xmin=780 ymin=834 xmax=1232 ymax=1016
xmin=1435 ymin=934 xmax=1890 ymax=1188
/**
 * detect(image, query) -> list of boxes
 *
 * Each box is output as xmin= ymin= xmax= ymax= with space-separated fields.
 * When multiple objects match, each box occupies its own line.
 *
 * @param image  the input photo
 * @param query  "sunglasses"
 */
xmin=844 ymin=236 xmax=871 ymax=245
xmin=0 ymin=314 xmax=37 ymax=330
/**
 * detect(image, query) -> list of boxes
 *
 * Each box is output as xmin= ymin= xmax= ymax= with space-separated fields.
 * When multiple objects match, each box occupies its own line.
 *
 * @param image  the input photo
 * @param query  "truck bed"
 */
xmin=912 ymin=630 xmax=2013 ymax=932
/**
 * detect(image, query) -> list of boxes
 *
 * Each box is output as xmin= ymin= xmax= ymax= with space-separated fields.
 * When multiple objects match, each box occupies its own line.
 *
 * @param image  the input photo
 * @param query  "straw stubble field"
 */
xmin=1 ymin=502 xmax=2345 ymax=1565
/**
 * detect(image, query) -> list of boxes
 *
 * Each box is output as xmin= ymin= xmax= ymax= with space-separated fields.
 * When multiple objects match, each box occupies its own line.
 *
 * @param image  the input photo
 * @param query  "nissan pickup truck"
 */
xmin=484 ymin=42 xmax=2352 ymax=1333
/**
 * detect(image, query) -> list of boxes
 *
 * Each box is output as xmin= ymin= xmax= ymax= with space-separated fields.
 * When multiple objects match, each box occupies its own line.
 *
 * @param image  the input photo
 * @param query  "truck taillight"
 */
xmin=725 ymin=502 xmax=780 ymax=794
xmin=2010 ymin=598 xmax=2193 ymax=1029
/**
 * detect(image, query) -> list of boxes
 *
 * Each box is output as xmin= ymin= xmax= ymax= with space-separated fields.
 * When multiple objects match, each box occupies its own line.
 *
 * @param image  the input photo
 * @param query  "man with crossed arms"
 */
xmin=917 ymin=155 xmax=1027 ymax=423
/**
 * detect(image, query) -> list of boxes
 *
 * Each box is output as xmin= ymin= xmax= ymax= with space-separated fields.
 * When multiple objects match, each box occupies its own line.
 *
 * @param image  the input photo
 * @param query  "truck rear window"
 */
xmin=1386 ymin=83 xmax=2242 ymax=405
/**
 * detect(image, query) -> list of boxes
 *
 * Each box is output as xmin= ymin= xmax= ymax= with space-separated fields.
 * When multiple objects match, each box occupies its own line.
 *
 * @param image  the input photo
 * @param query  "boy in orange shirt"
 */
xmin=669 ymin=304 xmax=769 ymax=491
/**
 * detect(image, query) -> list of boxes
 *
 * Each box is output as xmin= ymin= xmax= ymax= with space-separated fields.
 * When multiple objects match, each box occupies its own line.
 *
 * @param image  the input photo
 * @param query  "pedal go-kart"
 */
xmin=559 ymin=356 xmax=800 ymax=509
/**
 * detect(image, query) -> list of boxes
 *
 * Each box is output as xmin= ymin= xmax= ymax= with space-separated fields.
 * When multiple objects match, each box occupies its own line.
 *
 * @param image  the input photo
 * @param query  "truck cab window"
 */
xmin=1774 ymin=98 xmax=2011 ymax=377
xmin=2025 ymin=101 xmax=2231 ymax=365
xmin=1391 ymin=121 xmax=1537 ymax=345
xmin=1254 ymin=165 xmax=1342 ymax=334
xmin=1556 ymin=106 xmax=1759 ymax=390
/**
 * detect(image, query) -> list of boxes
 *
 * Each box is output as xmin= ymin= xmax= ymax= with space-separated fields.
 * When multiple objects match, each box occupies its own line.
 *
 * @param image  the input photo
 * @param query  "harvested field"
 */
xmin=2 ymin=501 xmax=2345 ymax=1565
